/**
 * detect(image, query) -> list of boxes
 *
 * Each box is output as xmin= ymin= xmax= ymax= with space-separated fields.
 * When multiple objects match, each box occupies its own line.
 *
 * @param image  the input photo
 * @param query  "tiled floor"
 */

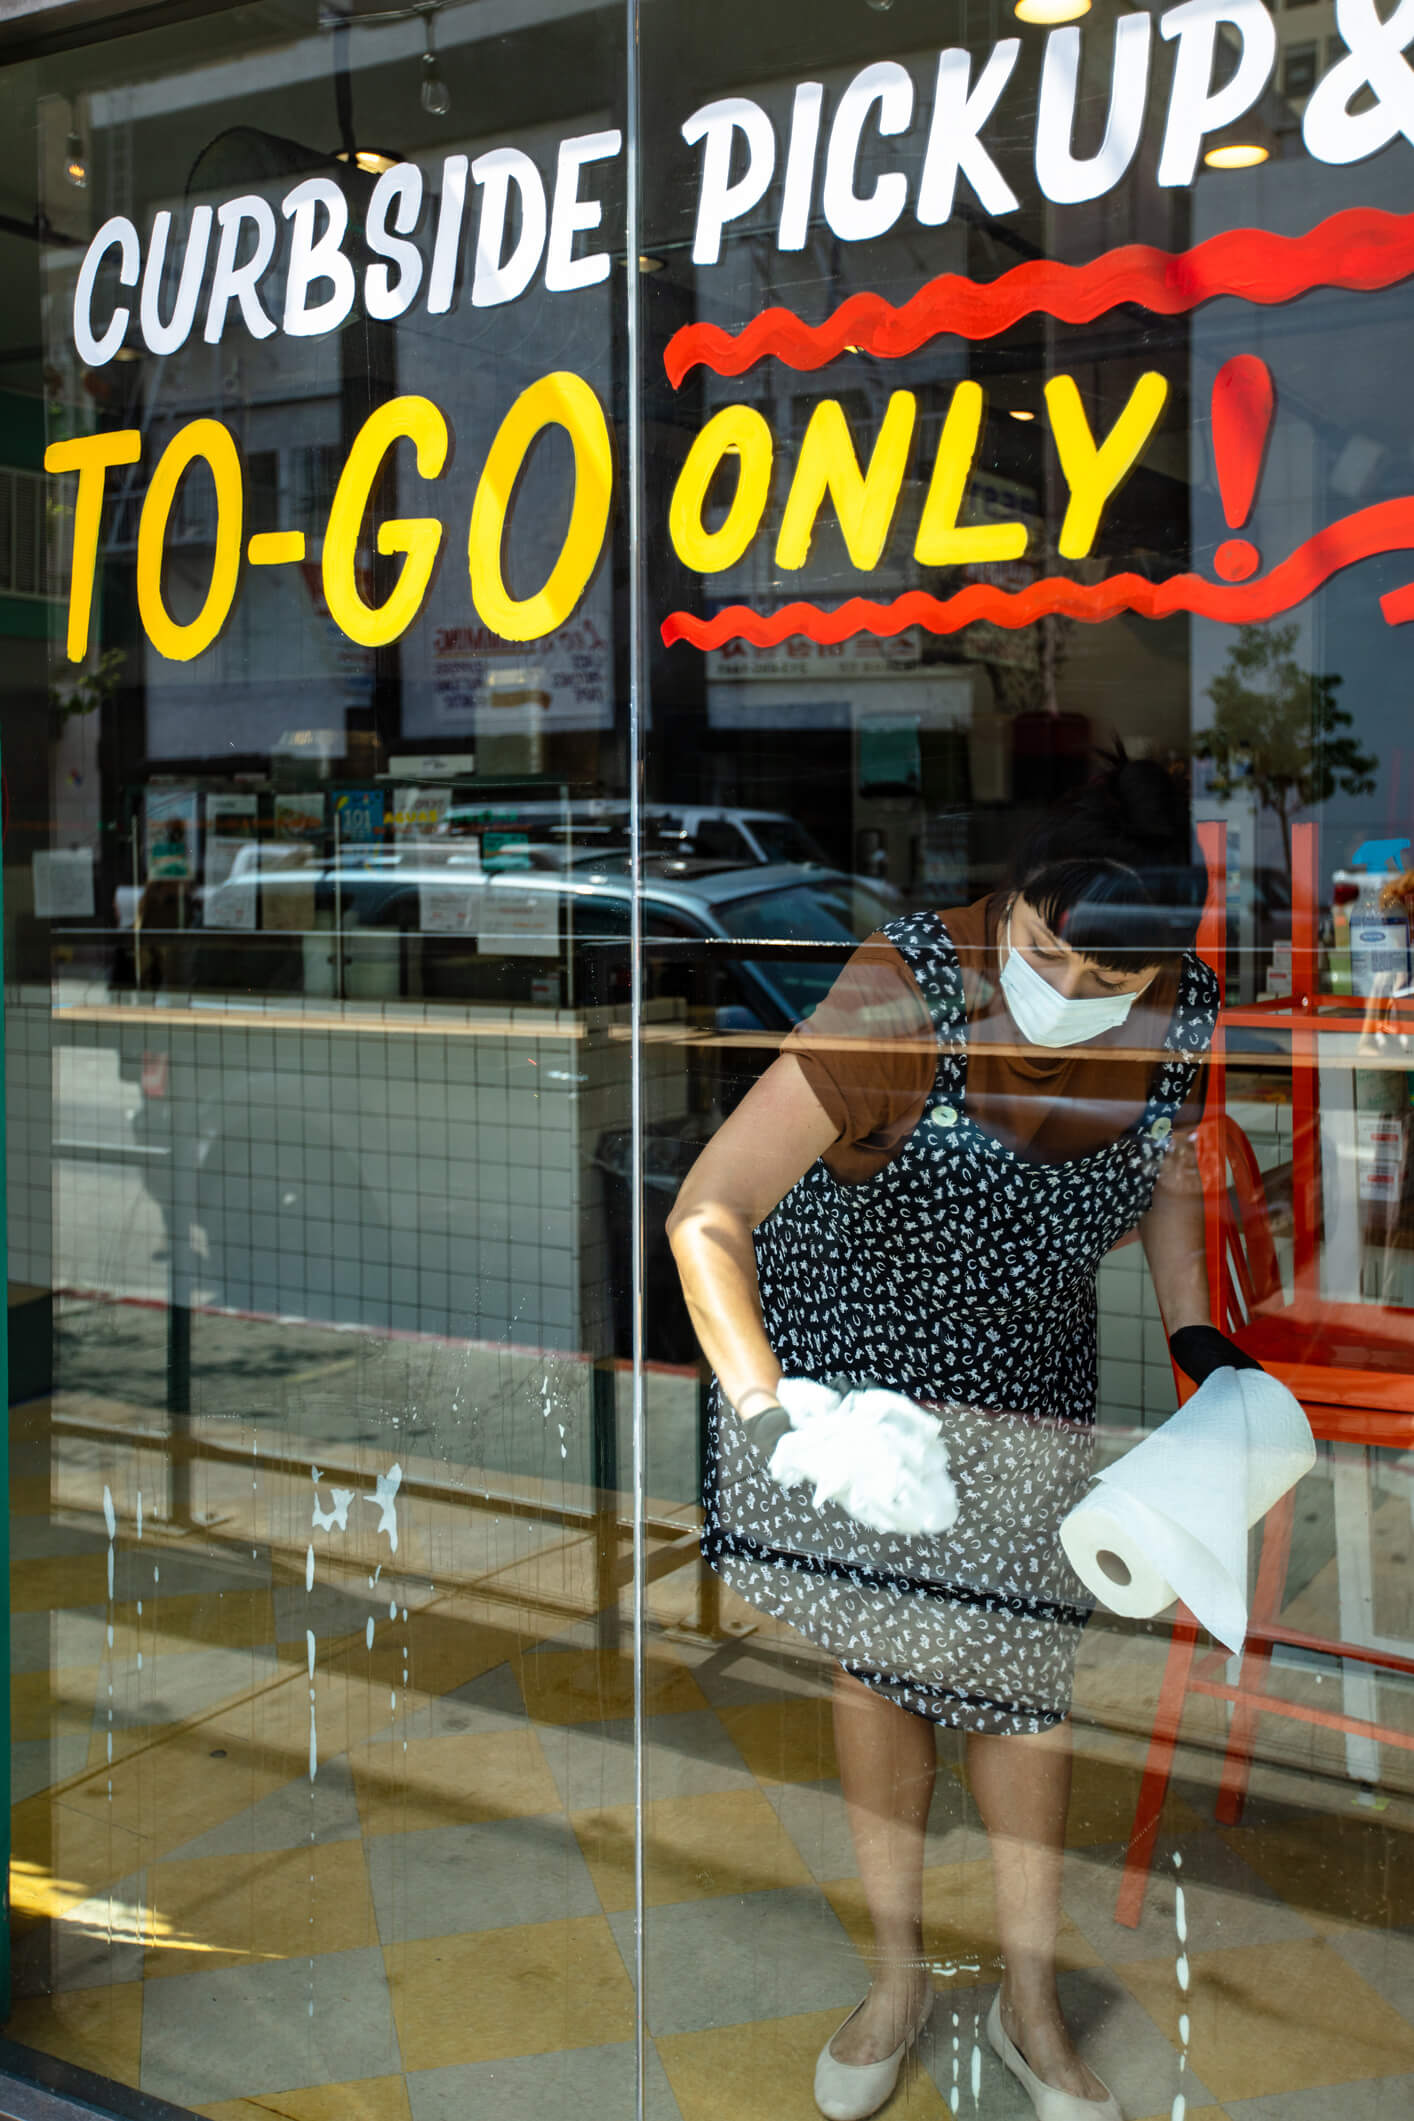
xmin=8 ymin=1393 xmax=1414 ymax=2120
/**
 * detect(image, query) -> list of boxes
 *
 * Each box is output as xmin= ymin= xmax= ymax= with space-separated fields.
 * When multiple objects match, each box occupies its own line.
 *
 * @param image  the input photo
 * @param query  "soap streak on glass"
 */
xmin=1173 ymin=1849 xmax=1189 ymax=2121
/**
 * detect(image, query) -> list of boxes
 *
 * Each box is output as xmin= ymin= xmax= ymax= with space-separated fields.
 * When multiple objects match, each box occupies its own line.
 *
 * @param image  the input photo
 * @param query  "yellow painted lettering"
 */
xmin=137 ymin=419 xmax=243 ymax=662
xmin=775 ymin=391 xmax=915 ymax=572
xmin=469 ymin=371 xmax=612 ymax=643
xmin=914 ymin=383 xmax=1028 ymax=568
xmin=1046 ymin=371 xmax=1169 ymax=559
xmin=44 ymin=429 xmax=142 ymax=662
xmin=669 ymin=405 xmax=773 ymax=573
xmin=323 ymin=396 xmax=449 ymax=647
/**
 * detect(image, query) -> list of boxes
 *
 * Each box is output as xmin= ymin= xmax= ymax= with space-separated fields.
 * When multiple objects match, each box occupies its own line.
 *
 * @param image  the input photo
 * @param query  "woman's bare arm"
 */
xmin=1138 ymin=1129 xmax=1212 ymax=1335
xmin=666 ymin=1053 xmax=838 ymax=1417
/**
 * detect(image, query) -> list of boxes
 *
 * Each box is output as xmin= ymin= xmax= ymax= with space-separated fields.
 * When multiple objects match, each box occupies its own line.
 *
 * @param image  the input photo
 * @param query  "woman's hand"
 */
xmin=1168 ymin=1323 xmax=1264 ymax=1386
xmin=666 ymin=1054 xmax=837 ymax=1416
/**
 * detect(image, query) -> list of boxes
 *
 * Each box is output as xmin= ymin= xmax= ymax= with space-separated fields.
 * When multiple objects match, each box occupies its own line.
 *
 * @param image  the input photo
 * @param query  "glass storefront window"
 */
xmin=0 ymin=1 xmax=1411 ymax=2115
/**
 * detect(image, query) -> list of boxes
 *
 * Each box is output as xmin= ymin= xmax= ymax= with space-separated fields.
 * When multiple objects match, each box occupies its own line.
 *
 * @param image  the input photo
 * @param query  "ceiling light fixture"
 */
xmin=1203 ymin=142 xmax=1269 ymax=170
xmin=1014 ymin=0 xmax=1091 ymax=24
xmin=337 ymin=147 xmax=400 ymax=174
xmin=63 ymin=125 xmax=87 ymax=189
xmin=420 ymin=15 xmax=450 ymax=117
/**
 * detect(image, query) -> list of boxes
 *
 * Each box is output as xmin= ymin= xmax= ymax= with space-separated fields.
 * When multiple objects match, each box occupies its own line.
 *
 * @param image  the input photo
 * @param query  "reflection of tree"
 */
xmin=50 ymin=646 xmax=126 ymax=729
xmin=966 ymin=534 xmax=1081 ymax=716
xmin=1197 ymin=622 xmax=1376 ymax=875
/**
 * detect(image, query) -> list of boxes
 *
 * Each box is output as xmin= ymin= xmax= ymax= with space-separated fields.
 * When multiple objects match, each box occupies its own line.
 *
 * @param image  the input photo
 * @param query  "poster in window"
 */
xmin=145 ymin=788 xmax=199 ymax=881
xmin=206 ymin=793 xmax=258 ymax=887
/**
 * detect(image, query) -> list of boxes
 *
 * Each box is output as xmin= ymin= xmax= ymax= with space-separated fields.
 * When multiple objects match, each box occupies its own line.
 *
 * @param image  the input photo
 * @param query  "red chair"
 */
xmin=1115 ymin=1109 xmax=1414 ymax=1926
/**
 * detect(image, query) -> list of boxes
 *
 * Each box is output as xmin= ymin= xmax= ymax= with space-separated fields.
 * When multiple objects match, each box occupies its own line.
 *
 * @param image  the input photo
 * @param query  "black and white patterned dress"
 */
xmin=702 ymin=911 xmax=1219 ymax=1736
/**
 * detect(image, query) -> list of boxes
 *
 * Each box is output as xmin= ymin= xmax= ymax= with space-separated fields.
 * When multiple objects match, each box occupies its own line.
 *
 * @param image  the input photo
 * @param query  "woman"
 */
xmin=667 ymin=757 xmax=1254 ymax=2121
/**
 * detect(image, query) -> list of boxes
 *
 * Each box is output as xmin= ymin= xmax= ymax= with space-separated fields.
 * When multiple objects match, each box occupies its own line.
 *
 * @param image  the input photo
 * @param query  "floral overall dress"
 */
xmin=702 ymin=910 xmax=1219 ymax=1736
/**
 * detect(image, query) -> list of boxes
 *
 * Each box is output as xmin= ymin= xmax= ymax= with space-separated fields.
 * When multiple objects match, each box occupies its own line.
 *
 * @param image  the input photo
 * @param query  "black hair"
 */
xmin=1001 ymin=750 xmax=1205 ymax=973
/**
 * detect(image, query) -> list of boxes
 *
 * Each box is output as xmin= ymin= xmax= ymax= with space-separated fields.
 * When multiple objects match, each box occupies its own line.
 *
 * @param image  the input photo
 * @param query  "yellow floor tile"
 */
xmin=1118 ymin=1935 xmax=1414 ymax=2102
xmin=13 ymin=1712 xmax=299 ymax=1885
xmin=350 ymin=1727 xmax=560 ymax=1836
xmin=1222 ymin=1812 xmax=1414 ymax=1930
xmin=118 ymin=1588 xmax=277 ymax=1655
xmin=11 ymin=1553 xmax=109 ymax=1612
xmin=12 ymin=1667 xmax=101 ymax=1744
xmin=516 ymin=1645 xmax=707 ymax=1725
xmin=195 ymin=2078 xmax=412 ymax=2121
xmin=3 ymin=1982 xmax=143 ymax=2087
xmin=145 ymin=1839 xmax=378 ymax=1978
xmin=1063 ymin=1748 xmax=1203 ymax=1848
xmin=824 ymin=1859 xmax=1100 ymax=1983
xmin=657 ymin=2010 xmax=951 ymax=2121
xmin=360 ymin=1611 xmax=526 ymax=1704
xmin=573 ymin=1787 xmax=814 ymax=1912
xmin=10 ymin=1808 xmax=156 ymax=1928
xmin=385 ymin=1915 xmax=635 ymax=2070
xmin=716 ymin=1698 xmax=839 ymax=1784
xmin=10 ymin=1474 xmax=56 ymax=1516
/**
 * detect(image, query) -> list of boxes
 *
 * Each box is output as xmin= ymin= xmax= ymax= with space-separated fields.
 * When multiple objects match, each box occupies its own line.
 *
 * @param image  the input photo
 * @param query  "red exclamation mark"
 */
xmin=1211 ymin=355 xmax=1275 ymax=582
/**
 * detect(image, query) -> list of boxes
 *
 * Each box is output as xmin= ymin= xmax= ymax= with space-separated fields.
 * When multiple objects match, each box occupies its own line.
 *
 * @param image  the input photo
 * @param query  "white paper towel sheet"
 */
xmin=1059 ymin=1368 xmax=1315 ymax=1653
xmin=771 ymin=1378 xmax=961 ymax=1536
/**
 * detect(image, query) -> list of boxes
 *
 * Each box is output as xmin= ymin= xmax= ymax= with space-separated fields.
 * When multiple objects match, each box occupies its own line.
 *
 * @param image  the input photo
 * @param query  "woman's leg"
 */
xmin=966 ymin=1721 xmax=1108 ymax=2101
xmin=829 ymin=1668 xmax=937 ymax=2065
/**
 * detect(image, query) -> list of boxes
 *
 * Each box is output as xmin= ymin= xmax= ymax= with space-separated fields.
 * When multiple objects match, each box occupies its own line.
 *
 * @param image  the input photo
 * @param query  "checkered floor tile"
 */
xmin=8 ymin=1396 xmax=1414 ymax=2119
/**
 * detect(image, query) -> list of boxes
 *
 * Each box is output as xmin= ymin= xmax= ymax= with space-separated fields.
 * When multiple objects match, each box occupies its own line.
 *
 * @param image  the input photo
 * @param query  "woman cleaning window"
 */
xmin=667 ymin=754 xmax=1256 ymax=2121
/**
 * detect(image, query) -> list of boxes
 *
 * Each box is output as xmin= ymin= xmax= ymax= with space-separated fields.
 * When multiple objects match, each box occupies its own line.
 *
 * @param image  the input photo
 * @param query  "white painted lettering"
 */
xmin=545 ymin=129 xmax=621 ymax=292
xmin=778 ymin=81 xmax=824 ymax=252
xmin=139 ymin=206 xmax=213 ymax=357
xmin=917 ymin=43 xmax=1021 ymax=224
xmin=1036 ymin=18 xmax=1152 ymax=205
xmin=282 ymin=177 xmax=356 ymax=337
xmin=682 ymin=95 xmax=776 ymax=266
xmin=471 ymin=147 xmax=547 ymax=307
xmin=364 ymin=163 xmax=425 ymax=321
xmin=427 ymin=153 xmax=469 ymax=315
xmin=203 ymin=194 xmax=278 ymax=344
xmin=74 ymin=215 xmax=140 ymax=367
xmin=1158 ymin=0 xmax=1277 ymax=187
xmin=822 ymin=60 xmax=914 ymax=243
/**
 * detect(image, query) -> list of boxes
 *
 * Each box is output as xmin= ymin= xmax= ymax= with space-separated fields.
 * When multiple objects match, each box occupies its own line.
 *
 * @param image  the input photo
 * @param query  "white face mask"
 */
xmin=1001 ymin=917 xmax=1143 ymax=1049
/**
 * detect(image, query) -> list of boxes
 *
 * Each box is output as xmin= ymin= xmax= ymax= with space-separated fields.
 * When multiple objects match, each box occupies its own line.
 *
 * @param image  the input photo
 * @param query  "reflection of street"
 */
xmin=55 ymin=1302 xmax=704 ymax=1504
xmin=53 ymin=1044 xmax=169 ymax=1303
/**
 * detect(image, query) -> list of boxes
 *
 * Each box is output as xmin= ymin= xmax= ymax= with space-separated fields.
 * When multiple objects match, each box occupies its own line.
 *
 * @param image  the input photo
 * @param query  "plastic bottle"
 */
xmin=1347 ymin=870 xmax=1411 ymax=997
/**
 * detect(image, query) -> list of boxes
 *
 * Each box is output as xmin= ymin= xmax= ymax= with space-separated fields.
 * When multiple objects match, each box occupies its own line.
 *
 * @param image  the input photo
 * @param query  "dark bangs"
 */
xmin=1019 ymin=859 xmax=1206 ymax=973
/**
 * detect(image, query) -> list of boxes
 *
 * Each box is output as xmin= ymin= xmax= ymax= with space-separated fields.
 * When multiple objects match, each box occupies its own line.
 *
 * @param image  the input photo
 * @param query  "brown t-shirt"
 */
xmin=785 ymin=895 xmax=1205 ymax=1183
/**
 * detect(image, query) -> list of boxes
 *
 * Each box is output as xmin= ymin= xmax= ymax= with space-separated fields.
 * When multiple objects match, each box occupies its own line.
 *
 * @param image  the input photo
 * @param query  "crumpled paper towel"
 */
xmin=767 ymin=1378 xmax=960 ymax=1537
xmin=1059 ymin=1366 xmax=1315 ymax=1654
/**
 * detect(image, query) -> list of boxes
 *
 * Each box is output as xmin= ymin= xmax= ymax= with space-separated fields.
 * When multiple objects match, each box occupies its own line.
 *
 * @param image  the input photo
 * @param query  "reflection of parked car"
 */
xmin=187 ymin=844 xmax=894 ymax=1018
xmin=434 ymin=799 xmax=835 ymax=871
xmin=645 ymin=806 xmax=832 ymax=868
xmin=127 ymin=858 xmax=896 ymax=1357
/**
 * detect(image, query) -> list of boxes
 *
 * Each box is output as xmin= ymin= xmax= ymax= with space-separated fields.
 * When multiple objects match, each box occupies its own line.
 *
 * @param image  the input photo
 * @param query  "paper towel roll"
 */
xmin=1060 ymin=1367 xmax=1315 ymax=1654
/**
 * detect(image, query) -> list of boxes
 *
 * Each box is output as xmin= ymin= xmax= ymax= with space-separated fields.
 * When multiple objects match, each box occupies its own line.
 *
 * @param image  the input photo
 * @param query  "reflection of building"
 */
xmin=1273 ymin=0 xmax=1340 ymax=114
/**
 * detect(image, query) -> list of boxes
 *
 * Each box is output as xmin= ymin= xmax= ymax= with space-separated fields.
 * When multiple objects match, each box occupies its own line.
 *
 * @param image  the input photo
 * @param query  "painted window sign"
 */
xmin=42 ymin=0 xmax=1414 ymax=665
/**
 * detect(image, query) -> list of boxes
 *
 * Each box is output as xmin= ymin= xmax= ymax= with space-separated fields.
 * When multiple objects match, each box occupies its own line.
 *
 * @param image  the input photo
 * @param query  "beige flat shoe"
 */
xmin=986 ymin=1993 xmax=1124 ymax=2121
xmin=814 ymin=1993 xmax=934 ymax=2121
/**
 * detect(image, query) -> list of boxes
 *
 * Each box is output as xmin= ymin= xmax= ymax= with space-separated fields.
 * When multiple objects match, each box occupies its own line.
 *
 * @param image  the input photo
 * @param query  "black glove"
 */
xmin=1168 ymin=1324 xmax=1264 ymax=1389
xmin=731 ymin=1400 xmax=792 ymax=1463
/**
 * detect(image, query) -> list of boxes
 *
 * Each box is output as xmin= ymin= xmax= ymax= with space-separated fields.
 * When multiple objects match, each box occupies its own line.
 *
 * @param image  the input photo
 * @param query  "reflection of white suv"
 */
xmin=434 ymin=801 xmax=834 ymax=871
xmin=645 ymin=807 xmax=830 ymax=867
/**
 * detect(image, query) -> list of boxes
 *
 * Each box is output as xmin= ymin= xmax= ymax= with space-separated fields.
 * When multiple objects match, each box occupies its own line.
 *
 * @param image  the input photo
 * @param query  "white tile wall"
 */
xmin=15 ymin=989 xmax=1298 ymax=1440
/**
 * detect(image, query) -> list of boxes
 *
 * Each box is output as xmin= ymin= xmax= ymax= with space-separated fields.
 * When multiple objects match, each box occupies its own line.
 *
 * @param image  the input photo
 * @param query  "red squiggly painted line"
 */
xmin=660 ymin=499 xmax=1414 ymax=649
xmin=664 ymin=209 xmax=1414 ymax=387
